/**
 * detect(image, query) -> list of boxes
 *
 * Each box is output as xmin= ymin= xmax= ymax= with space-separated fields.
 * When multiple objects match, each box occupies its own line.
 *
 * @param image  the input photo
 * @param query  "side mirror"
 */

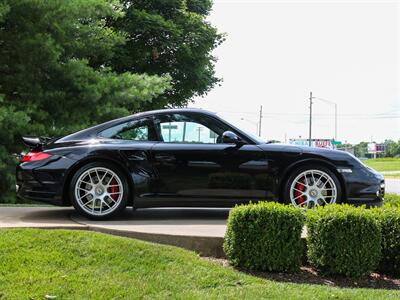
xmin=222 ymin=131 xmax=243 ymax=145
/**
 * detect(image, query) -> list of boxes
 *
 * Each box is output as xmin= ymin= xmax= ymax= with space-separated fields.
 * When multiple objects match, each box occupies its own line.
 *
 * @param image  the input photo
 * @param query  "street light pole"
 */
xmin=258 ymin=105 xmax=263 ymax=137
xmin=309 ymin=92 xmax=313 ymax=147
xmin=311 ymin=95 xmax=338 ymax=141
xmin=334 ymin=103 xmax=337 ymax=141
xmin=241 ymin=118 xmax=258 ymax=135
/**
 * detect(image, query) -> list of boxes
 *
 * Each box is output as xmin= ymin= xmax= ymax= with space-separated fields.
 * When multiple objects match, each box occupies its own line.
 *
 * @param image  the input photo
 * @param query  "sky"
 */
xmin=190 ymin=0 xmax=400 ymax=144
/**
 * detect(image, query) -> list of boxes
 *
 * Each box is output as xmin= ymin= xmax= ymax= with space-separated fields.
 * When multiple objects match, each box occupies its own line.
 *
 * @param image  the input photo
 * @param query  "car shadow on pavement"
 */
xmin=130 ymin=207 xmax=230 ymax=220
xmin=69 ymin=207 xmax=231 ymax=227
xmin=17 ymin=207 xmax=77 ymax=225
xmin=17 ymin=207 xmax=230 ymax=225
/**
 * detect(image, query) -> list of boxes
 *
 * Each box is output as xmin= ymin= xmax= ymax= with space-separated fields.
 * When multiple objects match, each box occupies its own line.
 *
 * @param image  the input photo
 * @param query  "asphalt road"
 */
xmin=386 ymin=178 xmax=400 ymax=195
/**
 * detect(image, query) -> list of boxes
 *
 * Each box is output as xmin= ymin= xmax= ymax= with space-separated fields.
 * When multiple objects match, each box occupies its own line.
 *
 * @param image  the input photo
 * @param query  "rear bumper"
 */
xmin=16 ymin=156 xmax=76 ymax=206
xmin=16 ymin=171 xmax=64 ymax=205
xmin=16 ymin=183 xmax=63 ymax=205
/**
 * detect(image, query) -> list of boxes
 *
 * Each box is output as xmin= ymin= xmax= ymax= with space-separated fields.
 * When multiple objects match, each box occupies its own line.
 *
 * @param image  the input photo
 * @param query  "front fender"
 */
xmin=278 ymin=157 xmax=346 ymax=201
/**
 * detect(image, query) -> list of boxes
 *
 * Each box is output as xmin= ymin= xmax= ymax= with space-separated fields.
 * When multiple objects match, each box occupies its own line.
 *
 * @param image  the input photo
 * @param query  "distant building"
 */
xmin=289 ymin=138 xmax=336 ymax=149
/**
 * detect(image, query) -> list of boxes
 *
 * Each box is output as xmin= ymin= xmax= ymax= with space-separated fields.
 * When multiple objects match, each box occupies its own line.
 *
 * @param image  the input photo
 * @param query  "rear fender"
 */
xmin=62 ymin=154 xmax=135 ymax=206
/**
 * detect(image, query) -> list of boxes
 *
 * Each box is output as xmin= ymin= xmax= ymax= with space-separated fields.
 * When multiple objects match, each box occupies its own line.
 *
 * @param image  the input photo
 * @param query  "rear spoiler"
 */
xmin=22 ymin=136 xmax=53 ymax=151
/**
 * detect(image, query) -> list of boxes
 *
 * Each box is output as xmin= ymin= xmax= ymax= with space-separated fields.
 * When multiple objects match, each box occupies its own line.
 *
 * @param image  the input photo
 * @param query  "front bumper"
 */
xmin=347 ymin=197 xmax=383 ymax=208
xmin=341 ymin=166 xmax=385 ymax=207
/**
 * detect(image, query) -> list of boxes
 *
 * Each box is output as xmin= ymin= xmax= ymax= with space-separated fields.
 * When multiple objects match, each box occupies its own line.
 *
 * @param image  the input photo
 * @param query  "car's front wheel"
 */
xmin=70 ymin=162 xmax=129 ymax=220
xmin=283 ymin=165 xmax=341 ymax=208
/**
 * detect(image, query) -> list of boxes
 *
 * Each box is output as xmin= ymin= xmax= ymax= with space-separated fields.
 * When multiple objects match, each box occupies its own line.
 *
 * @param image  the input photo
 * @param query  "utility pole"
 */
xmin=309 ymin=92 xmax=313 ymax=147
xmin=311 ymin=95 xmax=338 ymax=141
xmin=240 ymin=118 xmax=258 ymax=135
xmin=334 ymin=103 xmax=337 ymax=141
xmin=258 ymin=105 xmax=263 ymax=137
xmin=197 ymin=126 xmax=202 ymax=142
xmin=168 ymin=122 xmax=172 ymax=142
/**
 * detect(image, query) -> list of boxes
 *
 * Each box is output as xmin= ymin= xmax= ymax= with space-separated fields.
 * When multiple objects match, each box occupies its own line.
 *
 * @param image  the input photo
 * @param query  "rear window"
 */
xmin=99 ymin=119 xmax=153 ymax=141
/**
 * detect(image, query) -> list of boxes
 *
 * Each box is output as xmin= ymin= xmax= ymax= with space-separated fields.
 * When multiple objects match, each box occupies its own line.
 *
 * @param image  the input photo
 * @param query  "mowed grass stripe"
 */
xmin=364 ymin=158 xmax=400 ymax=173
xmin=0 ymin=229 xmax=399 ymax=299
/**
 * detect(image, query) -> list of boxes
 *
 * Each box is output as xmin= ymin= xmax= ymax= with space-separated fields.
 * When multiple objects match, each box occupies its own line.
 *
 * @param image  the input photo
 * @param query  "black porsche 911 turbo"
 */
xmin=16 ymin=108 xmax=385 ymax=219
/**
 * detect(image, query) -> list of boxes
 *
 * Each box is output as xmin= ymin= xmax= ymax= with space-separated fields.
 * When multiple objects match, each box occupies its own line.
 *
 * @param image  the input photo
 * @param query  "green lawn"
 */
xmin=0 ymin=229 xmax=399 ymax=299
xmin=364 ymin=158 xmax=400 ymax=173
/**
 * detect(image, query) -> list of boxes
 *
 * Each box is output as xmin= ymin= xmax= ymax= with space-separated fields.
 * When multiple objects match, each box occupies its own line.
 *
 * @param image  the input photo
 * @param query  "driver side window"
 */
xmin=156 ymin=113 xmax=225 ymax=144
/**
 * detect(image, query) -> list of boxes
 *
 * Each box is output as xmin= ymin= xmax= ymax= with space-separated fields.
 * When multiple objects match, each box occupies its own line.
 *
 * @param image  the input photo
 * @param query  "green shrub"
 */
xmin=208 ymin=172 xmax=252 ymax=189
xmin=306 ymin=205 xmax=381 ymax=278
xmin=374 ymin=207 xmax=400 ymax=275
xmin=383 ymin=193 xmax=400 ymax=208
xmin=224 ymin=202 xmax=304 ymax=273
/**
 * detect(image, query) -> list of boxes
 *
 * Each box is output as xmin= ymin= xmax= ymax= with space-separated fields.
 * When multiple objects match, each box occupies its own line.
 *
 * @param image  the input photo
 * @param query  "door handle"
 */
xmin=124 ymin=151 xmax=148 ymax=161
xmin=155 ymin=154 xmax=176 ymax=163
xmin=128 ymin=154 xmax=146 ymax=161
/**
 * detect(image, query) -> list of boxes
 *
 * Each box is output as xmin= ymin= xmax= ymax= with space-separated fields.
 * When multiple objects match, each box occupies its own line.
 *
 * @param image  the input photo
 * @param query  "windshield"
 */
xmin=214 ymin=113 xmax=266 ymax=144
xmin=242 ymin=130 xmax=266 ymax=144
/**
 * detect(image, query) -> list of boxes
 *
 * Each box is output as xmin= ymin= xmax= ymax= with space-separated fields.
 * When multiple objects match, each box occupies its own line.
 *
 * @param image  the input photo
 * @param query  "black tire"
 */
xmin=69 ymin=161 xmax=129 ymax=220
xmin=283 ymin=164 xmax=342 ymax=207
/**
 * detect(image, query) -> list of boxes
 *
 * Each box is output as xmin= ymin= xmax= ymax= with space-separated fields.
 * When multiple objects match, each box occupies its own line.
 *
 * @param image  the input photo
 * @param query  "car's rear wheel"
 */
xmin=283 ymin=165 xmax=341 ymax=208
xmin=70 ymin=162 xmax=128 ymax=220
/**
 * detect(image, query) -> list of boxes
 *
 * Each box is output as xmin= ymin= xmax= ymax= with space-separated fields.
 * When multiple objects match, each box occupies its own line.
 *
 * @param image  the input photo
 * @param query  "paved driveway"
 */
xmin=0 ymin=207 xmax=228 ymax=257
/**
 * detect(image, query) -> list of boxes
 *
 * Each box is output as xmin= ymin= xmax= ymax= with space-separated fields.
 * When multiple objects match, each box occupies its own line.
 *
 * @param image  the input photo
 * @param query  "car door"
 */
xmin=149 ymin=112 xmax=273 ymax=207
xmin=97 ymin=117 xmax=160 ymax=200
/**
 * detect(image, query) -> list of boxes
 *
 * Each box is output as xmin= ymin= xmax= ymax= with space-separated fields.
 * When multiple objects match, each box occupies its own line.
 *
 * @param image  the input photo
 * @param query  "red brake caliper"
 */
xmin=294 ymin=180 xmax=305 ymax=205
xmin=110 ymin=179 xmax=119 ymax=201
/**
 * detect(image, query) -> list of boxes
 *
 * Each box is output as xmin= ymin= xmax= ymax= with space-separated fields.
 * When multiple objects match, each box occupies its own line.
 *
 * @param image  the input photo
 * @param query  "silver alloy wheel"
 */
xmin=289 ymin=169 xmax=337 ymax=208
xmin=74 ymin=167 xmax=124 ymax=216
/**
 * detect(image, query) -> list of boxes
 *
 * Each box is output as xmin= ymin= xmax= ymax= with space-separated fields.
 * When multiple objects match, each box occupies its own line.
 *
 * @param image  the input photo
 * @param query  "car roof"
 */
xmin=55 ymin=108 xmax=219 ymax=143
xmin=101 ymin=108 xmax=217 ymax=127
xmin=132 ymin=108 xmax=216 ymax=118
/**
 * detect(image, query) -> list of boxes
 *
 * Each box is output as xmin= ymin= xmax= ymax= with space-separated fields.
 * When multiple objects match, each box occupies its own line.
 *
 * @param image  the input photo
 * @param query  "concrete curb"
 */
xmin=70 ymin=214 xmax=226 ymax=257
xmin=90 ymin=226 xmax=225 ymax=257
xmin=0 ymin=207 xmax=228 ymax=257
xmin=1 ymin=223 xmax=226 ymax=258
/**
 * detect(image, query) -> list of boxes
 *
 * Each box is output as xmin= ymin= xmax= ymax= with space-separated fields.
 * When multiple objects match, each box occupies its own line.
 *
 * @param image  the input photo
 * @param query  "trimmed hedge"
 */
xmin=374 ymin=207 xmax=400 ymax=275
xmin=383 ymin=193 xmax=400 ymax=208
xmin=224 ymin=202 xmax=304 ymax=273
xmin=306 ymin=205 xmax=381 ymax=278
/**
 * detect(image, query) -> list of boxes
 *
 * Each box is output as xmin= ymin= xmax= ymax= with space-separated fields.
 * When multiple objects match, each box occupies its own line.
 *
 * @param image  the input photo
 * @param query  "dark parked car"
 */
xmin=16 ymin=109 xmax=385 ymax=219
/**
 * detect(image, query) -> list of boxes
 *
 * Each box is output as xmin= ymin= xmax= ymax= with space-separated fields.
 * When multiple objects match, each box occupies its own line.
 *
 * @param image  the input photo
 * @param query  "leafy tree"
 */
xmin=0 ymin=0 xmax=223 ymax=202
xmin=385 ymin=140 xmax=400 ymax=158
xmin=0 ymin=0 xmax=171 ymax=135
xmin=111 ymin=0 xmax=224 ymax=108
xmin=353 ymin=142 xmax=368 ymax=158
xmin=0 ymin=95 xmax=30 ymax=202
xmin=337 ymin=142 xmax=369 ymax=158
xmin=0 ymin=0 xmax=171 ymax=201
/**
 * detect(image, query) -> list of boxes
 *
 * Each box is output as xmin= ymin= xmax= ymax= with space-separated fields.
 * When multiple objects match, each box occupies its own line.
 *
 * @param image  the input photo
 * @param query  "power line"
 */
xmin=218 ymin=110 xmax=400 ymax=118
xmin=258 ymin=105 xmax=263 ymax=137
xmin=309 ymin=92 xmax=312 ymax=146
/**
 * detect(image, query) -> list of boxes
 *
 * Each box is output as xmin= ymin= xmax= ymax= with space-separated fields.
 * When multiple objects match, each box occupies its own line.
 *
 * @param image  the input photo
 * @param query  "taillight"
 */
xmin=20 ymin=152 xmax=52 ymax=163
